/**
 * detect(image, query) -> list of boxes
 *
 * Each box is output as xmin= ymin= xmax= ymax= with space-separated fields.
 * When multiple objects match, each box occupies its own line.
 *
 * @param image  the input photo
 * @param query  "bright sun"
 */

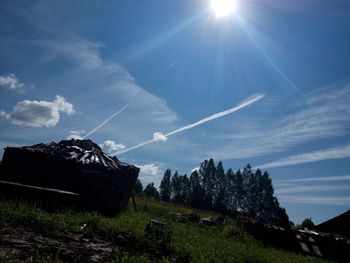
xmin=211 ymin=0 xmax=238 ymax=18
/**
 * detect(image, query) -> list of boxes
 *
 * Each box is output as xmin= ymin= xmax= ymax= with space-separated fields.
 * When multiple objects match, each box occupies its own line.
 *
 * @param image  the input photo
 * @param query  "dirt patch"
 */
xmin=0 ymin=226 xmax=190 ymax=262
xmin=0 ymin=227 xmax=118 ymax=262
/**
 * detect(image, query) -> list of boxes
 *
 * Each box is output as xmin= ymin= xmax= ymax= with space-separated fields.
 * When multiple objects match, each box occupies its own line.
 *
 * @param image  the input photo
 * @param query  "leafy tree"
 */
xmin=300 ymin=218 xmax=315 ymax=229
xmin=273 ymin=205 xmax=290 ymax=229
xmin=190 ymin=170 xmax=204 ymax=208
xmin=246 ymin=169 xmax=259 ymax=218
xmin=214 ymin=161 xmax=226 ymax=213
xmin=241 ymin=164 xmax=253 ymax=214
xmin=225 ymin=168 xmax=236 ymax=212
xmin=255 ymin=171 xmax=276 ymax=222
xmin=151 ymin=158 xmax=291 ymax=227
xmin=171 ymin=172 xmax=191 ymax=205
xmin=235 ymin=169 xmax=244 ymax=212
xmin=160 ymin=169 xmax=172 ymax=202
xmin=171 ymin=171 xmax=181 ymax=203
xmin=181 ymin=174 xmax=192 ymax=206
xmin=199 ymin=158 xmax=216 ymax=210
xmin=144 ymin=183 xmax=160 ymax=200
xmin=134 ymin=179 xmax=143 ymax=194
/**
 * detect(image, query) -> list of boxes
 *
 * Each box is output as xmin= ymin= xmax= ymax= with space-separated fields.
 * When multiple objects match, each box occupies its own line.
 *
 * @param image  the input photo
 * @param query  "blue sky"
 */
xmin=0 ymin=0 xmax=349 ymax=224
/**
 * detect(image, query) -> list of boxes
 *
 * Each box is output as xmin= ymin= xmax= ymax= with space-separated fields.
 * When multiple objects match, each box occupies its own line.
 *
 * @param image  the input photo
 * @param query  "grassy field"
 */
xmin=0 ymin=196 xmax=329 ymax=263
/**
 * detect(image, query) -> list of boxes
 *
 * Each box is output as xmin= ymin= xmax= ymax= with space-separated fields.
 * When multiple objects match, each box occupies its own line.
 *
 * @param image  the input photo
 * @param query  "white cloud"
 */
xmin=0 ymin=73 xmax=26 ymax=92
xmin=212 ymin=83 xmax=350 ymax=160
xmin=99 ymin=140 xmax=126 ymax=154
xmin=67 ymin=129 xmax=85 ymax=140
xmin=279 ymin=195 xmax=350 ymax=205
xmin=137 ymin=164 xmax=160 ymax=177
xmin=69 ymin=129 xmax=85 ymax=135
xmin=1 ymin=95 xmax=75 ymax=127
xmin=191 ymin=167 xmax=199 ymax=173
xmin=67 ymin=134 xmax=83 ymax=140
xmin=153 ymin=132 xmax=168 ymax=142
xmin=256 ymin=143 xmax=350 ymax=169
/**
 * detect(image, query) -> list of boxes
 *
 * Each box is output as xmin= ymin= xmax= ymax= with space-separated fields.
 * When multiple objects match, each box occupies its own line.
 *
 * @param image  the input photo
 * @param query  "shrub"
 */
xmin=144 ymin=219 xmax=172 ymax=250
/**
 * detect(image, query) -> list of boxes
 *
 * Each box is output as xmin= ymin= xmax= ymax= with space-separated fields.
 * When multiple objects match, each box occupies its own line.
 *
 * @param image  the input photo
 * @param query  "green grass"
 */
xmin=0 ymin=197 xmax=329 ymax=263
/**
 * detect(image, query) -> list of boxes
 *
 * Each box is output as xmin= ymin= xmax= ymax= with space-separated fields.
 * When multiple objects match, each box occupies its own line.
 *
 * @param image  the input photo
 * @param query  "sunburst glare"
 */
xmin=211 ymin=0 xmax=238 ymax=18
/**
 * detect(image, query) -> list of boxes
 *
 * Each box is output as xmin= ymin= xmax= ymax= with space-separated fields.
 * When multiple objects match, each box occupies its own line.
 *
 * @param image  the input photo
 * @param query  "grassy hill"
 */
xmin=0 ymin=196 xmax=329 ymax=263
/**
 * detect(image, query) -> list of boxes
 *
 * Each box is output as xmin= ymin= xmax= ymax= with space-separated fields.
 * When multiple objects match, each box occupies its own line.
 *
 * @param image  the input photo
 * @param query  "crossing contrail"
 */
xmin=114 ymin=93 xmax=264 ymax=155
xmin=82 ymin=105 xmax=127 ymax=139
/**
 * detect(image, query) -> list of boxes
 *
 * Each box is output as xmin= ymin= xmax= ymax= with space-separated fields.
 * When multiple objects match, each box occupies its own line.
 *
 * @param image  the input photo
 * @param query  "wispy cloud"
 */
xmin=212 ymin=83 xmax=350 ymax=160
xmin=256 ymin=143 xmax=350 ymax=169
xmin=274 ymin=174 xmax=350 ymax=183
xmin=279 ymin=195 xmax=350 ymax=205
xmin=275 ymin=185 xmax=350 ymax=194
xmin=14 ymin=8 xmax=179 ymax=143
xmin=33 ymin=38 xmax=103 ymax=71
xmin=0 ymin=73 xmax=27 ymax=92
xmin=1 ymin=95 xmax=75 ymax=127
xmin=115 ymin=93 xmax=264 ymax=155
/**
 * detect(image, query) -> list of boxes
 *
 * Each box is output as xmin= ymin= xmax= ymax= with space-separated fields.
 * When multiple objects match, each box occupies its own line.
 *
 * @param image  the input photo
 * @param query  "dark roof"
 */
xmin=316 ymin=210 xmax=350 ymax=238
xmin=7 ymin=139 xmax=137 ymax=171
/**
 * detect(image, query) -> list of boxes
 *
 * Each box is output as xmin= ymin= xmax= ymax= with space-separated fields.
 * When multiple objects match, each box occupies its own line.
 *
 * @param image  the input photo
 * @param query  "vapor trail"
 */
xmin=165 ymin=94 xmax=265 ymax=137
xmin=82 ymin=105 xmax=127 ymax=139
xmin=115 ymin=93 xmax=264 ymax=155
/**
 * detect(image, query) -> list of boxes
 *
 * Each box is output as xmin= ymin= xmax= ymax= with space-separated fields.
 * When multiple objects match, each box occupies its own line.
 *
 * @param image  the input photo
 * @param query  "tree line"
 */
xmin=135 ymin=158 xmax=290 ymax=228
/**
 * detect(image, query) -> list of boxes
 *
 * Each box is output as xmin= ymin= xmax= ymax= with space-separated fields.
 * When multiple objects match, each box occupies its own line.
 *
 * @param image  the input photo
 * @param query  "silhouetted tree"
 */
xmin=190 ymin=170 xmax=204 ymax=208
xmin=160 ymin=169 xmax=172 ymax=202
xmin=134 ymin=179 xmax=143 ymax=194
xmin=144 ymin=183 xmax=160 ymax=200
xmin=255 ymin=171 xmax=275 ymax=222
xmin=214 ymin=161 xmax=226 ymax=213
xmin=181 ymin=174 xmax=192 ymax=206
xmin=171 ymin=171 xmax=181 ymax=203
xmin=153 ymin=158 xmax=290 ymax=227
xmin=171 ymin=172 xmax=191 ymax=205
xmin=241 ymin=164 xmax=253 ymax=214
xmin=225 ymin=168 xmax=236 ymax=212
xmin=235 ymin=169 xmax=244 ymax=212
xmin=300 ymin=217 xmax=315 ymax=229
xmin=199 ymin=158 xmax=216 ymax=210
xmin=246 ymin=169 xmax=258 ymax=218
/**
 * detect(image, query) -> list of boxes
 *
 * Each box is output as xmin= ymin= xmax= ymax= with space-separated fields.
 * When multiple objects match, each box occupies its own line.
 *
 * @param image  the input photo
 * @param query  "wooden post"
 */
xmin=131 ymin=192 xmax=137 ymax=212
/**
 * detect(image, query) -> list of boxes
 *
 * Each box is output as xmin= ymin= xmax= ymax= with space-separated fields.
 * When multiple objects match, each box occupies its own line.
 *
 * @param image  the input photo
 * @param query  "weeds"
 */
xmin=0 ymin=197 xmax=329 ymax=263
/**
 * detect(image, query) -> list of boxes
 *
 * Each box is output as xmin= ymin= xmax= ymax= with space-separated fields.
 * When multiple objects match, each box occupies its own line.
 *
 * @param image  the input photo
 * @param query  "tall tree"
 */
xmin=171 ymin=172 xmax=191 ymax=205
xmin=199 ymin=158 xmax=216 ymax=209
xmin=214 ymin=161 xmax=226 ymax=213
xmin=246 ymin=169 xmax=259 ymax=218
xmin=190 ymin=170 xmax=204 ymax=208
xmin=235 ymin=169 xmax=244 ymax=212
xmin=171 ymin=171 xmax=181 ymax=203
xmin=241 ymin=164 xmax=253 ymax=214
xmin=143 ymin=183 xmax=160 ymax=200
xmin=225 ymin=168 xmax=237 ymax=212
xmin=160 ymin=169 xmax=172 ymax=202
xmin=134 ymin=179 xmax=143 ymax=194
xmin=181 ymin=174 xmax=192 ymax=206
